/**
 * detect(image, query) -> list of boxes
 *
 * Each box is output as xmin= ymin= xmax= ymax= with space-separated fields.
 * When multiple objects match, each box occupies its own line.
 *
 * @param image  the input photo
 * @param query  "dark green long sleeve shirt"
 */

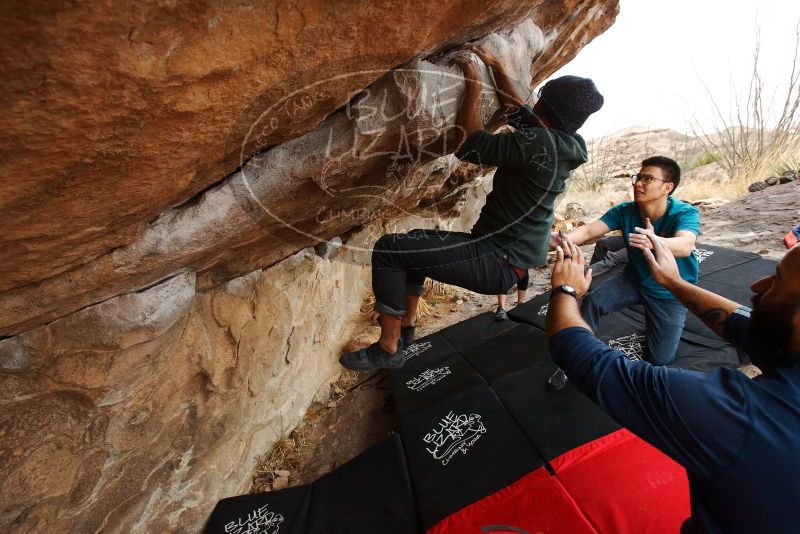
xmin=454 ymin=106 xmax=588 ymax=268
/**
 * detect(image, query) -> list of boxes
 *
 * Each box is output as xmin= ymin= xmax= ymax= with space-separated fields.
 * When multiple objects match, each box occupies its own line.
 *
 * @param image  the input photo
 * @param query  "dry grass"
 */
xmin=690 ymin=23 xmax=800 ymax=189
xmin=570 ymin=135 xmax=620 ymax=192
xmin=252 ymin=432 xmax=309 ymax=492
xmin=360 ymin=278 xmax=458 ymax=323
xmin=566 ymin=23 xmax=800 ymax=207
xmin=251 ymin=370 xmax=365 ymax=493
xmin=676 ymin=180 xmax=735 ymax=201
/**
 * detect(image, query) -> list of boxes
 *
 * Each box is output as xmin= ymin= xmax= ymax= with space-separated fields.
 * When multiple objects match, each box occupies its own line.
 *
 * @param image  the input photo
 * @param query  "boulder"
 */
xmin=690 ymin=198 xmax=728 ymax=210
xmin=0 ymin=0 xmax=618 ymax=337
xmin=564 ymin=201 xmax=587 ymax=219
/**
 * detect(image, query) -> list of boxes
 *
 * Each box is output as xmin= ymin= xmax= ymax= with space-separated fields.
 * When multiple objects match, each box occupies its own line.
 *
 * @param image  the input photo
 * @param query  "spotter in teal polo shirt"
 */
xmin=599 ymin=197 xmax=701 ymax=299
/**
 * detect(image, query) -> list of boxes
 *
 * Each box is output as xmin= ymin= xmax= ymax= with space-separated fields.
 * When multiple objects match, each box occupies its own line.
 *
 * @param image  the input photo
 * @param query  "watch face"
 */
xmin=562 ymin=285 xmax=575 ymax=293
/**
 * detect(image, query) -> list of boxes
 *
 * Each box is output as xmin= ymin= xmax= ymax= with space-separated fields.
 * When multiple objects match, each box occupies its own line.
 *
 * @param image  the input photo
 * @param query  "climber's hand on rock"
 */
xmin=454 ymin=54 xmax=479 ymax=82
xmin=469 ymin=45 xmax=501 ymax=70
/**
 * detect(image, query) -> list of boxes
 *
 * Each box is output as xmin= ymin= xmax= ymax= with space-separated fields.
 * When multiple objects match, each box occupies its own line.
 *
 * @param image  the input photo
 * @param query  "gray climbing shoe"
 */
xmin=494 ymin=306 xmax=508 ymax=321
xmin=340 ymin=341 xmax=406 ymax=371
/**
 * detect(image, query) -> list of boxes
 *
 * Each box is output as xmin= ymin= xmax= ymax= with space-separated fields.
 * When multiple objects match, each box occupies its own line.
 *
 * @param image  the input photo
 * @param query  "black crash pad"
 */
xmin=307 ymin=434 xmax=421 ymax=533
xmin=692 ymin=243 xmax=760 ymax=276
xmin=205 ymin=485 xmax=310 ymax=534
xmin=701 ymin=256 xmax=777 ymax=285
xmin=390 ymin=354 xmax=486 ymax=417
xmin=618 ymin=279 xmax=755 ymax=350
xmin=599 ymin=306 xmax=744 ymax=370
xmin=491 ymin=365 xmax=621 ymax=466
xmin=438 ymin=311 xmax=518 ymax=353
xmin=400 ymin=384 xmax=544 ymax=529
xmin=671 ymin=339 xmax=746 ymax=372
xmin=594 ymin=311 xmax=649 ymax=362
xmin=460 ymin=324 xmax=552 ymax=382
xmin=506 ymin=290 xmax=551 ymax=330
xmin=400 ymin=331 xmax=459 ymax=371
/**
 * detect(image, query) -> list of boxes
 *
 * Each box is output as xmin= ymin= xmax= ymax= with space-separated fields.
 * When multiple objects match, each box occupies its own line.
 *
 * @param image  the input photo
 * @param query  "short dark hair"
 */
xmin=641 ymin=156 xmax=681 ymax=194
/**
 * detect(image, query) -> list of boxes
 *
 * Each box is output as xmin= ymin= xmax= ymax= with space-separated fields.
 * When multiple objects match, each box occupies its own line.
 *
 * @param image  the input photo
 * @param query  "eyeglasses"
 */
xmin=630 ymin=173 xmax=667 ymax=186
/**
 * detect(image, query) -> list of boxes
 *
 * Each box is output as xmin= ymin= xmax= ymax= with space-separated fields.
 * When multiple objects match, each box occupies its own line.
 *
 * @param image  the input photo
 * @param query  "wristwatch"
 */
xmin=551 ymin=284 xmax=579 ymax=300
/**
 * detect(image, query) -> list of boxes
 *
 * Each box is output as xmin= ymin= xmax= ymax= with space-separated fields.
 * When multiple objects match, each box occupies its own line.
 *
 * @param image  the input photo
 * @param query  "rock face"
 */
xmin=0 ymin=1 xmax=617 ymax=336
xmin=0 ymin=1 xmax=618 ymax=532
xmin=0 ymin=243 xmax=358 ymax=532
xmin=0 ymin=192 xmax=487 ymax=533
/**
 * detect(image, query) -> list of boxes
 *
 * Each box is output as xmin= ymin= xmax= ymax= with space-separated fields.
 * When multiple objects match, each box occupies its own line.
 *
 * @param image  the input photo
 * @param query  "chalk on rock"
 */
xmin=314 ymin=237 xmax=343 ymax=260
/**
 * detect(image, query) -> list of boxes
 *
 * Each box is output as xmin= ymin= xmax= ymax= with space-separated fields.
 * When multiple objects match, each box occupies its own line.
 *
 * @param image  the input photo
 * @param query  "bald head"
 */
xmin=748 ymin=244 xmax=800 ymax=364
xmin=783 ymin=243 xmax=800 ymax=280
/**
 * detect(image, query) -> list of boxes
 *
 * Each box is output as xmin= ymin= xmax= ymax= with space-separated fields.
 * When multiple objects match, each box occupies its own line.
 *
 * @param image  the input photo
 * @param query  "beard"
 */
xmin=747 ymin=301 xmax=796 ymax=370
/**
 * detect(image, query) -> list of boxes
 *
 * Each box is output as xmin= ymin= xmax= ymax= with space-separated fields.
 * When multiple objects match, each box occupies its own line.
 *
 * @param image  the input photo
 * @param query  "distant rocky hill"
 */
xmin=583 ymin=126 xmax=696 ymax=179
xmin=558 ymin=124 xmax=797 ymax=226
xmin=555 ymin=126 xmax=730 ymax=220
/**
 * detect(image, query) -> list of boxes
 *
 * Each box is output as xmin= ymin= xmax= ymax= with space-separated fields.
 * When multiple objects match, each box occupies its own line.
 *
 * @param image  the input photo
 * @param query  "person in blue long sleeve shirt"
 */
xmin=546 ymin=235 xmax=800 ymax=533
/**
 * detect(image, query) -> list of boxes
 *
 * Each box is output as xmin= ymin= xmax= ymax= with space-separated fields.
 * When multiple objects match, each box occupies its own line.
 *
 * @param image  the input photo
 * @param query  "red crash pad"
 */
xmin=427 ymin=467 xmax=595 ymax=534
xmin=552 ymin=429 xmax=691 ymax=534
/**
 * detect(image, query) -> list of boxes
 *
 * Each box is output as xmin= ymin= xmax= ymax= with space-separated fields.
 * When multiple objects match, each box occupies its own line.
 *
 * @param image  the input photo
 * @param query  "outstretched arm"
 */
xmin=469 ymin=45 xmax=527 ymax=114
xmin=454 ymin=55 xmax=485 ymax=145
xmin=549 ymin=219 xmax=611 ymax=251
xmin=453 ymin=52 xmax=556 ymax=169
xmin=546 ymin=237 xmax=750 ymax=478
xmin=641 ymin=229 xmax=740 ymax=338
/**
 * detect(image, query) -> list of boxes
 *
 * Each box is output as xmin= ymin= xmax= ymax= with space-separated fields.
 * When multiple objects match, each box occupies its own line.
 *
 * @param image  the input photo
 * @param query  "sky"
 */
xmin=550 ymin=0 xmax=800 ymax=139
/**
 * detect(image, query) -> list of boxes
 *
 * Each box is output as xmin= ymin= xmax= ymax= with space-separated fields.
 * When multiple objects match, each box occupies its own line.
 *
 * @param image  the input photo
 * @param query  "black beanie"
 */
xmin=536 ymin=75 xmax=604 ymax=134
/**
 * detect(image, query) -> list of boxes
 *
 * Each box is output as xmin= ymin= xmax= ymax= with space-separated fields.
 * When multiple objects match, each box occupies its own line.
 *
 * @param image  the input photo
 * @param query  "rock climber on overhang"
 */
xmin=340 ymin=45 xmax=604 ymax=371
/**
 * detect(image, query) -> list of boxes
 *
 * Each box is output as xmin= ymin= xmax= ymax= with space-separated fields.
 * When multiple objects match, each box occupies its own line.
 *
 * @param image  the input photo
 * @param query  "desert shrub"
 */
xmin=690 ymin=23 xmax=800 ymax=195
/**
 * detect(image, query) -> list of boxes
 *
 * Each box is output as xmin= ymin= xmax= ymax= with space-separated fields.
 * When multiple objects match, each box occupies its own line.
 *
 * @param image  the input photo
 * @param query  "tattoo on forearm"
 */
xmin=686 ymin=302 xmax=730 ymax=331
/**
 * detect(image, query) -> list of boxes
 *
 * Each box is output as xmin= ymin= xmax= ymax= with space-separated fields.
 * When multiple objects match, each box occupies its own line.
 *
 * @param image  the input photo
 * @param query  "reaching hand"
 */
xmin=629 ymin=217 xmax=656 ymax=251
xmin=453 ymin=53 xmax=479 ymax=82
xmin=551 ymin=238 xmax=592 ymax=297
xmin=641 ymin=228 xmax=681 ymax=287
xmin=468 ymin=44 xmax=501 ymax=70
xmin=549 ymin=231 xmax=566 ymax=251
